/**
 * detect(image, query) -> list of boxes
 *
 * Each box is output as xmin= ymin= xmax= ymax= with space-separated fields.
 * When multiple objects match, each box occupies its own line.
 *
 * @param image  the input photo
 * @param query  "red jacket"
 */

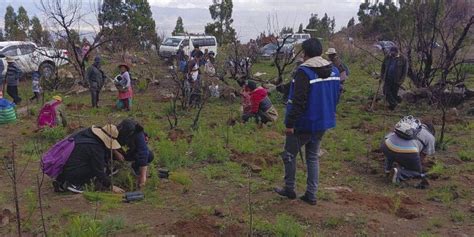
xmin=249 ymin=87 xmax=267 ymax=114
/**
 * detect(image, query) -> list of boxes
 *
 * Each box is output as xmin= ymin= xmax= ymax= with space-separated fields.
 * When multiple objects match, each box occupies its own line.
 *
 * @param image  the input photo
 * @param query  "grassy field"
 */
xmin=0 ymin=56 xmax=473 ymax=236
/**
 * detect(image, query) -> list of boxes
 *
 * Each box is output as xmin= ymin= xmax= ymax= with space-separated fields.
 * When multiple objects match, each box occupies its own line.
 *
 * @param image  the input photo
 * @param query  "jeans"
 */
xmin=282 ymin=131 xmax=325 ymax=201
xmin=7 ymin=86 xmax=22 ymax=104
xmin=381 ymin=142 xmax=423 ymax=180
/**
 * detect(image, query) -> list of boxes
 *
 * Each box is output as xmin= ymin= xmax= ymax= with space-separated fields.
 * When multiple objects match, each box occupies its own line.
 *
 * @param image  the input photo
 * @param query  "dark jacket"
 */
xmin=86 ymin=65 xmax=105 ymax=89
xmin=61 ymin=128 xmax=111 ymax=187
xmin=6 ymin=63 xmax=22 ymax=86
xmin=285 ymin=57 xmax=340 ymax=133
xmin=0 ymin=61 xmax=4 ymax=85
xmin=118 ymin=119 xmax=150 ymax=167
xmin=381 ymin=55 xmax=408 ymax=85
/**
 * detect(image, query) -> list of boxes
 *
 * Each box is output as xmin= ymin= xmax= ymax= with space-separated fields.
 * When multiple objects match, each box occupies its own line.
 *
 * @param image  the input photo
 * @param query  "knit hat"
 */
xmin=91 ymin=124 xmax=121 ymax=149
xmin=247 ymin=80 xmax=257 ymax=91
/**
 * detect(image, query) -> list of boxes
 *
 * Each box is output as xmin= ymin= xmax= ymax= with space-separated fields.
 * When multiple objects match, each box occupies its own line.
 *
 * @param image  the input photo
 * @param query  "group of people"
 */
xmin=0 ymin=37 xmax=433 ymax=205
xmin=85 ymin=56 xmax=134 ymax=111
xmin=47 ymin=119 xmax=153 ymax=194
xmin=273 ymin=38 xmax=434 ymax=205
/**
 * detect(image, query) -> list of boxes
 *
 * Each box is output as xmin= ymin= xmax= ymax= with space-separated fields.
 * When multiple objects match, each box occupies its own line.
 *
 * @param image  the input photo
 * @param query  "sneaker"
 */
xmin=66 ymin=183 xmax=84 ymax=194
xmin=274 ymin=187 xmax=296 ymax=199
xmin=390 ymin=168 xmax=399 ymax=184
xmin=300 ymin=193 xmax=317 ymax=206
xmin=53 ymin=180 xmax=66 ymax=193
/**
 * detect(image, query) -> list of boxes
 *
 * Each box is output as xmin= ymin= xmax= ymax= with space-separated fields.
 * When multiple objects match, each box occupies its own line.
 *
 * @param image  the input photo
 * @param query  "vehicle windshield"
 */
xmin=162 ymin=38 xmax=182 ymax=47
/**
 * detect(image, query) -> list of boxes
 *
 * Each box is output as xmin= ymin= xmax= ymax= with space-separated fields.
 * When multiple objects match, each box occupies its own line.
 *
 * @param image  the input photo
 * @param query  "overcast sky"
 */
xmin=0 ymin=0 xmax=364 ymax=42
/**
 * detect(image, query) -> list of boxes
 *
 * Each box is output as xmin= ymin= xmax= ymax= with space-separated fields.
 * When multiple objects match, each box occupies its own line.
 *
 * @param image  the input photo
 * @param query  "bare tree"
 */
xmin=39 ymin=0 xmax=113 ymax=84
xmin=265 ymin=14 xmax=302 ymax=85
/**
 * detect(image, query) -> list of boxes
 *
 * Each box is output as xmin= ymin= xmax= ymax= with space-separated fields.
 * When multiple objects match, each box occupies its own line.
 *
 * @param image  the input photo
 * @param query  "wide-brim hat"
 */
xmin=6 ymin=56 xmax=15 ymax=63
xmin=325 ymin=48 xmax=337 ymax=55
xmin=118 ymin=63 xmax=130 ymax=71
xmin=53 ymin=95 xmax=62 ymax=102
xmin=91 ymin=124 xmax=121 ymax=149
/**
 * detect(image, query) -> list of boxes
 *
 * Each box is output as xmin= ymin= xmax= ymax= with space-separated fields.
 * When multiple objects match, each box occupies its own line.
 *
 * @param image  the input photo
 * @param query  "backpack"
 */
xmin=38 ymin=101 xmax=60 ymax=128
xmin=0 ymin=98 xmax=16 ymax=124
xmin=41 ymin=136 xmax=76 ymax=178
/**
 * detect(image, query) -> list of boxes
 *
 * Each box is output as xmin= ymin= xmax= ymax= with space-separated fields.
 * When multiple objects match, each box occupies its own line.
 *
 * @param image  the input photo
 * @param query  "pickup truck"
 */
xmin=0 ymin=41 xmax=68 ymax=78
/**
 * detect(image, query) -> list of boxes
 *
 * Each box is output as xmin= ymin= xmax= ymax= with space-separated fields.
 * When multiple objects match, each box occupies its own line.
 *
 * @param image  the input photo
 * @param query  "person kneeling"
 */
xmin=382 ymin=116 xmax=435 ymax=186
xmin=242 ymin=80 xmax=278 ymax=124
xmin=54 ymin=124 xmax=125 ymax=194
xmin=116 ymin=119 xmax=154 ymax=188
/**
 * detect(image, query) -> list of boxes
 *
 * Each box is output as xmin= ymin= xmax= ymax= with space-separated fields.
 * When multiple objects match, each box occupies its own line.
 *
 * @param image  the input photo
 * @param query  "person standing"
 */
xmin=275 ymin=38 xmax=341 ymax=206
xmin=117 ymin=63 xmax=133 ymax=111
xmin=30 ymin=71 xmax=42 ymax=103
xmin=325 ymin=48 xmax=349 ymax=92
xmin=5 ymin=57 xmax=23 ymax=105
xmin=86 ymin=56 xmax=105 ymax=108
xmin=381 ymin=46 xmax=408 ymax=110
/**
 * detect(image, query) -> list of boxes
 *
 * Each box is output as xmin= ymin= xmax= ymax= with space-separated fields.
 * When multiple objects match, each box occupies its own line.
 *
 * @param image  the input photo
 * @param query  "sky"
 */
xmin=0 ymin=0 xmax=364 ymax=42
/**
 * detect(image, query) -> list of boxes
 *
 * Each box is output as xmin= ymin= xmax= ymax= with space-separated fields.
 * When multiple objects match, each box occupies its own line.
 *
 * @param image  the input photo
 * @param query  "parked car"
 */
xmin=0 ymin=41 xmax=68 ymax=78
xmin=258 ymin=42 xmax=294 ymax=60
xmin=159 ymin=35 xmax=218 ymax=59
xmin=281 ymin=33 xmax=311 ymax=44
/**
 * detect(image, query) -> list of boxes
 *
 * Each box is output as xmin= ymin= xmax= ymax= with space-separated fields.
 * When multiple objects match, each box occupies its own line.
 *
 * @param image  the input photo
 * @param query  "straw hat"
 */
xmin=118 ymin=63 xmax=130 ymax=71
xmin=325 ymin=48 xmax=337 ymax=55
xmin=53 ymin=95 xmax=62 ymax=102
xmin=91 ymin=124 xmax=121 ymax=149
xmin=6 ymin=56 xmax=15 ymax=63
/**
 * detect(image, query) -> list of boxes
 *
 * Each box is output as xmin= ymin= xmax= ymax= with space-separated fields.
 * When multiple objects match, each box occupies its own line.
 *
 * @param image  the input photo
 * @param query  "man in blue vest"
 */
xmin=275 ymin=38 xmax=341 ymax=205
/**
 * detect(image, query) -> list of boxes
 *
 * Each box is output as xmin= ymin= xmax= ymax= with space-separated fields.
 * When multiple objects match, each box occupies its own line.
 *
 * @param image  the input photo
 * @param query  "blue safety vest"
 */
xmin=285 ymin=66 xmax=341 ymax=133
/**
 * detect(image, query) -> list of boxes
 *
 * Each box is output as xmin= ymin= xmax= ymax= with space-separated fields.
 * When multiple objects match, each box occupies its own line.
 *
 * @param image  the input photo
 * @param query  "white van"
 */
xmin=159 ymin=35 xmax=218 ymax=58
xmin=282 ymin=33 xmax=311 ymax=44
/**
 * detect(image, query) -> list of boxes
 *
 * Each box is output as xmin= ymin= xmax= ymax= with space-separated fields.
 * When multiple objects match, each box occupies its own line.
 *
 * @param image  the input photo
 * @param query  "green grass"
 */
xmin=60 ymin=215 xmax=125 ymax=237
xmin=427 ymin=185 xmax=459 ymax=204
xmin=458 ymin=150 xmax=473 ymax=162
xmin=322 ymin=216 xmax=346 ymax=229
xmin=450 ymin=210 xmax=465 ymax=223
xmin=169 ymin=170 xmax=192 ymax=186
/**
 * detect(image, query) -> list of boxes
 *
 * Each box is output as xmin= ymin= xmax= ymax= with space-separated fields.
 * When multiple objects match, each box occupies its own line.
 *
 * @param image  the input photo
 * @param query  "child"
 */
xmin=30 ymin=71 xmax=41 ymax=103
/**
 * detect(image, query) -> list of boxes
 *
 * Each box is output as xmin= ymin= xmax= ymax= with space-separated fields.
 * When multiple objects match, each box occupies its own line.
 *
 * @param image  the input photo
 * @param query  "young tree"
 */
xmin=172 ymin=16 xmax=185 ymax=36
xmin=205 ymin=0 xmax=236 ymax=45
xmin=347 ymin=17 xmax=355 ymax=28
xmin=30 ymin=16 xmax=44 ymax=45
xmin=16 ymin=6 xmax=30 ymax=41
xmin=40 ymin=0 xmax=113 ymax=83
xmin=297 ymin=23 xmax=304 ymax=33
xmin=4 ymin=5 xmax=18 ymax=40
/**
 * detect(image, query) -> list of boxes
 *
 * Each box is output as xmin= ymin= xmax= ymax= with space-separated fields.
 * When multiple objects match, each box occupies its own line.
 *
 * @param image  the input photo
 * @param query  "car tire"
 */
xmin=39 ymin=62 xmax=56 ymax=79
